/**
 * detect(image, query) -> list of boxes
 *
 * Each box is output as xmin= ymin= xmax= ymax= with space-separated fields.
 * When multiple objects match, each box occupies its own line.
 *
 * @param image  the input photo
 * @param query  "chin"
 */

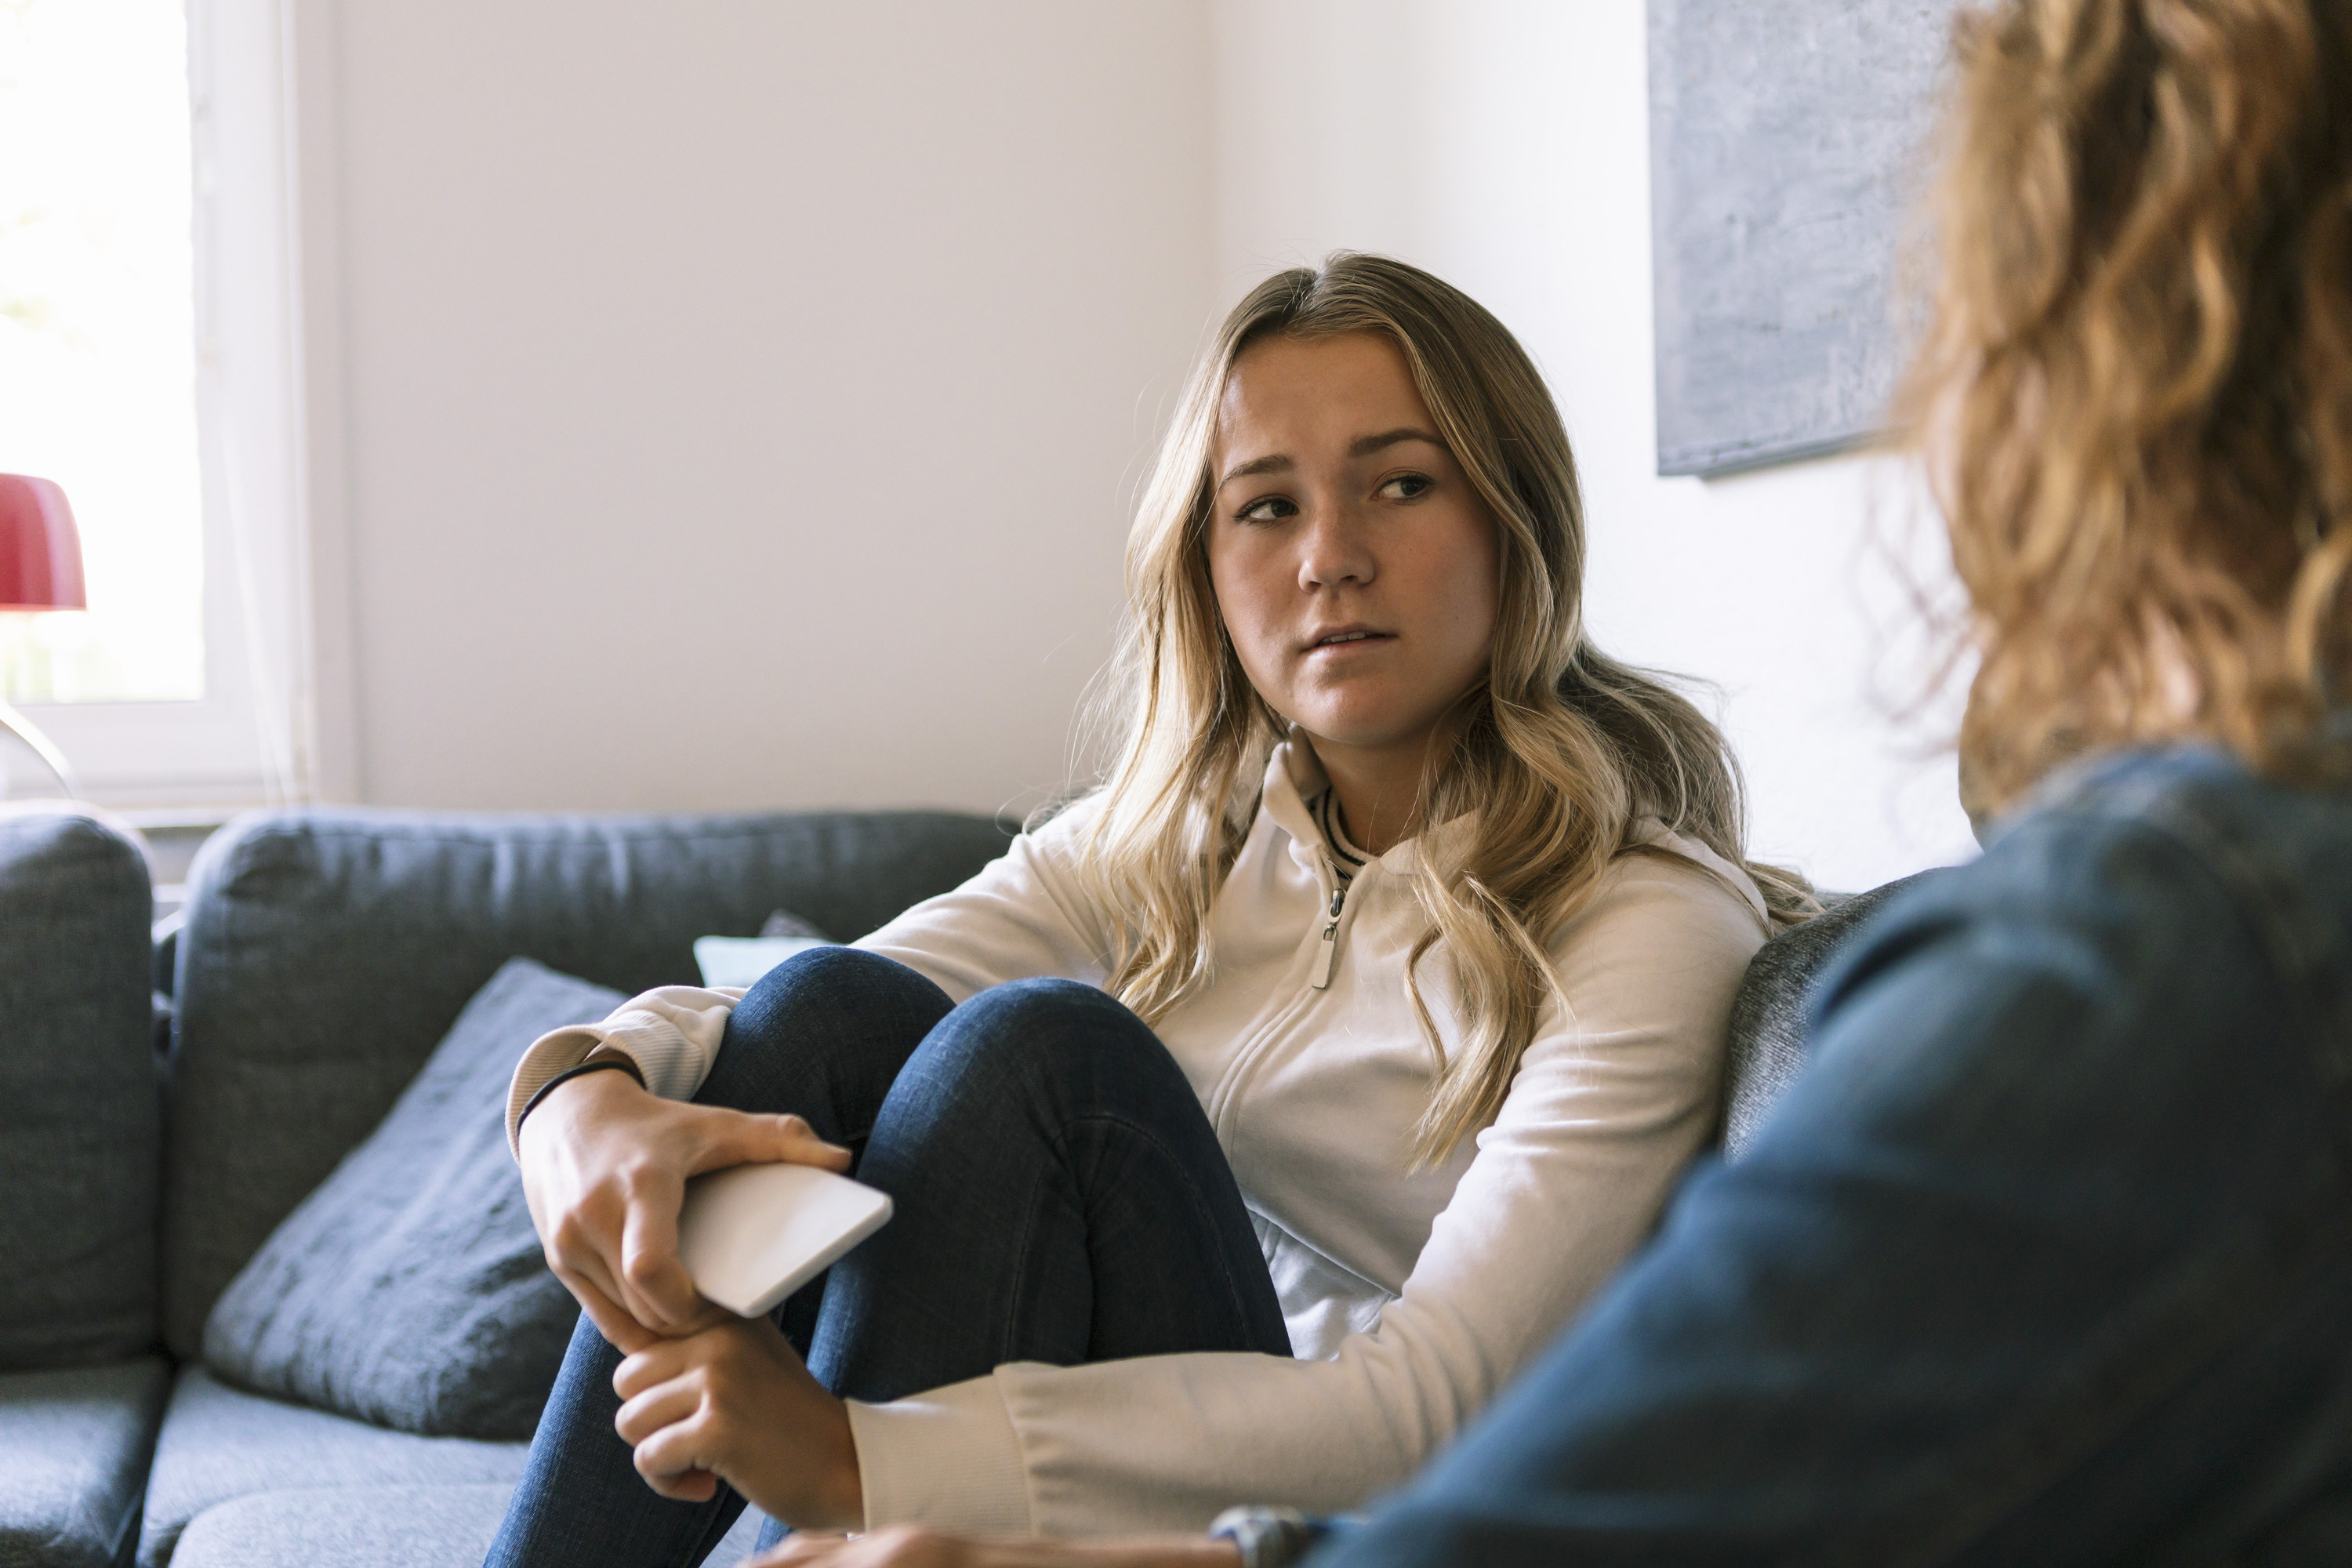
xmin=1290 ymin=714 xmax=1430 ymax=754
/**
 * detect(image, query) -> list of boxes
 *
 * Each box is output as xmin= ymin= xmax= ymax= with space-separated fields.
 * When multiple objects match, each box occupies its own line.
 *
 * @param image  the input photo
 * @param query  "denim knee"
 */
xmin=920 ymin=978 xmax=1174 ymax=1102
xmin=943 ymin=975 xmax=1138 ymax=1044
xmin=729 ymin=945 xmax=927 ymax=1048
xmin=696 ymin=946 xmax=954 ymax=1121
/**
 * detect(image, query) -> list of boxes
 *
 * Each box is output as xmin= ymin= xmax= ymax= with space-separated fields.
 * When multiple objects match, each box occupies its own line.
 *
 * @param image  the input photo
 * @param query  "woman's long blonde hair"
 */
xmin=1075 ymin=254 xmax=1813 ymax=1165
xmin=1899 ymin=0 xmax=2352 ymax=811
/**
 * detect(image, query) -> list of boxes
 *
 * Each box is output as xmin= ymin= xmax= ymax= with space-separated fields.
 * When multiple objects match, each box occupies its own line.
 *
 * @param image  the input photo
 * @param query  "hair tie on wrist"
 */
xmin=518 ymin=1055 xmax=648 ymax=1132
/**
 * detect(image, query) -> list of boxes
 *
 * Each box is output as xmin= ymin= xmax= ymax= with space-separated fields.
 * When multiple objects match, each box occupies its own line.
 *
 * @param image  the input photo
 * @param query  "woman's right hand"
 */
xmin=516 ymin=1058 xmax=852 ymax=1341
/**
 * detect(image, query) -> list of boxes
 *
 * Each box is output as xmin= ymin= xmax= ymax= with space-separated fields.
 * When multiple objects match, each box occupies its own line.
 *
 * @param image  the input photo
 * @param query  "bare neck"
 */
xmin=1305 ymin=735 xmax=1430 ymax=857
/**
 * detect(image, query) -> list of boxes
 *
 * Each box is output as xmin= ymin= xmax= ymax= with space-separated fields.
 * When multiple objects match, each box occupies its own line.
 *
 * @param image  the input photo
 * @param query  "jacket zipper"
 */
xmin=1310 ymin=879 xmax=1346 ymax=989
xmin=1206 ymin=851 xmax=1350 ymax=1131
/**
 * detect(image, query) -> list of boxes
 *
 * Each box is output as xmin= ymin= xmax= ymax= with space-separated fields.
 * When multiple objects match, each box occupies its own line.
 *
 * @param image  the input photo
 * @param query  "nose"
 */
xmin=1298 ymin=499 xmax=1375 ymax=591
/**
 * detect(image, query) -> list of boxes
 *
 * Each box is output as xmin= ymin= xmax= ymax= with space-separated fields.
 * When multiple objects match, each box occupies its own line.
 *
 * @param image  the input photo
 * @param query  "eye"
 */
xmin=1378 ymin=473 xmax=1434 ymax=502
xmin=1235 ymin=494 xmax=1298 ymax=524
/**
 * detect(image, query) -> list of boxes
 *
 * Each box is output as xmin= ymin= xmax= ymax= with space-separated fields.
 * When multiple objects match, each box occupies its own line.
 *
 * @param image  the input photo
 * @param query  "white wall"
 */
xmin=1210 ymin=0 xmax=1977 ymax=891
xmin=314 ymin=1 xmax=1212 ymax=818
xmin=308 ymin=0 xmax=1972 ymax=889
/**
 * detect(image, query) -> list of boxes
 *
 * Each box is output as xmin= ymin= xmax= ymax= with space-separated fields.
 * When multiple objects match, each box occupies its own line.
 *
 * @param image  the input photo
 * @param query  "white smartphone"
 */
xmin=674 ymin=1162 xmax=894 ymax=1318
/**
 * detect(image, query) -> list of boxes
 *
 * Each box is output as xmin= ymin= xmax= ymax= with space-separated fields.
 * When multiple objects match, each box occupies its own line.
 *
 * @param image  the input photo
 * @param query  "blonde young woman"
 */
xmin=485 ymin=255 xmax=1805 ymax=1566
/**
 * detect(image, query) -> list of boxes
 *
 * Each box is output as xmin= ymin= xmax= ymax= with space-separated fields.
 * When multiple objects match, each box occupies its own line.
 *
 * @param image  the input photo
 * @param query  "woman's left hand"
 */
xmin=612 ymin=1312 xmax=862 ymax=1530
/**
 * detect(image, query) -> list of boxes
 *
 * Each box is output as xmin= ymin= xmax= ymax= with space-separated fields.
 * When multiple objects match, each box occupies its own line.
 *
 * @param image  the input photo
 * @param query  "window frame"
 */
xmin=15 ymin=0 xmax=353 ymax=809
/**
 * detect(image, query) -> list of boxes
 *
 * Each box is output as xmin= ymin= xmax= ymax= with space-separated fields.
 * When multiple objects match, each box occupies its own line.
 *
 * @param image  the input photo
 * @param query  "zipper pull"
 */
xmin=1310 ymin=883 xmax=1345 ymax=989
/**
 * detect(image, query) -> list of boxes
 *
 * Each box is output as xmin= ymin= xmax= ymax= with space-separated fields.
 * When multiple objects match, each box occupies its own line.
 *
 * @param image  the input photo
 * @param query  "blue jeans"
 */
xmin=485 ymin=948 xmax=1290 ymax=1567
xmin=1319 ymin=746 xmax=2352 ymax=1565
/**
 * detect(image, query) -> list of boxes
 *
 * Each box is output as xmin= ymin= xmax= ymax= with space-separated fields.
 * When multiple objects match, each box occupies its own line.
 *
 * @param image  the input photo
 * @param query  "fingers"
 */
xmin=630 ymin=1399 xmax=718 ymax=1487
xmin=689 ymin=1108 xmax=853 ymax=1176
xmin=619 ymin=1185 xmax=702 ymax=1330
xmin=612 ymin=1316 xmax=748 ymax=1405
xmin=527 ymin=1144 xmax=629 ymax=1313
xmin=613 ymin=1335 xmax=687 ymax=1403
xmin=564 ymin=1270 xmax=658 ymax=1356
xmin=550 ymin=1242 xmax=638 ymax=1338
xmin=648 ymin=1466 xmax=721 ymax=1504
xmin=615 ymin=1372 xmax=702 ymax=1446
xmin=614 ymin=1356 xmax=726 ymax=1501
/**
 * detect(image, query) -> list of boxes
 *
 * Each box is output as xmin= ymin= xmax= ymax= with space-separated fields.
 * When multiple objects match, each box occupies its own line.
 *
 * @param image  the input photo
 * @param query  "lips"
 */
xmin=1305 ymin=625 xmax=1393 ymax=652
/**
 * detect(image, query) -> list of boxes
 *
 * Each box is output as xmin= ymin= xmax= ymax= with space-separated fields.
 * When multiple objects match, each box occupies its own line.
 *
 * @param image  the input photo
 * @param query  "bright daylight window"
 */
xmin=0 ymin=0 xmax=205 ymax=706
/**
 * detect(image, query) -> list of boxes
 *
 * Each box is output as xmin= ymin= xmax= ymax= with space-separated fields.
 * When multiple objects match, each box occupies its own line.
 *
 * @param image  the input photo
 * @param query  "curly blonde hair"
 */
xmin=1900 ymin=0 xmax=2352 ymax=811
xmin=1078 ymin=255 xmax=1813 ymax=1165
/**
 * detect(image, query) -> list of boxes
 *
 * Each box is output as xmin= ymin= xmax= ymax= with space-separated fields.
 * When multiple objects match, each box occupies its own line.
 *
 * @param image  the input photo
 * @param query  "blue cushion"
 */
xmin=0 ymin=1356 xmax=169 ymax=1568
xmin=162 ymin=806 xmax=1012 ymax=1357
xmin=0 ymin=807 xmax=156 ymax=1368
xmin=203 ymin=959 xmax=622 ymax=1439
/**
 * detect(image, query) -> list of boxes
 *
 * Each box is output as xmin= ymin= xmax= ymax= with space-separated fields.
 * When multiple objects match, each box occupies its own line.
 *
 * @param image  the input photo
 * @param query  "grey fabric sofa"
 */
xmin=2 ymin=802 xmax=1013 ymax=1568
xmin=0 ymin=800 xmax=1905 ymax=1568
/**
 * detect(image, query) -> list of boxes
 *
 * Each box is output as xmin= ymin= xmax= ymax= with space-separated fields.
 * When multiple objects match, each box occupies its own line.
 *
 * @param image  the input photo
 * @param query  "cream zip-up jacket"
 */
xmin=506 ymin=739 xmax=1770 ymax=1537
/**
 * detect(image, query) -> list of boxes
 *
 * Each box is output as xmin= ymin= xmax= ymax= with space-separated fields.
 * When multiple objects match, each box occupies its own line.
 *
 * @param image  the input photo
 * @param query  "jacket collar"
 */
xmin=1264 ymin=731 xmax=1468 ymax=879
xmin=1262 ymin=736 xmax=1329 ymax=876
xmin=1264 ymin=731 xmax=1768 ymax=924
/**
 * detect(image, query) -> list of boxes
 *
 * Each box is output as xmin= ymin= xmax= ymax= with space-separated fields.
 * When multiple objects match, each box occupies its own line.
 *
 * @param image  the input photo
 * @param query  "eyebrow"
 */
xmin=1214 ymin=427 xmax=1447 ymax=489
xmin=1348 ymin=426 xmax=1444 ymax=458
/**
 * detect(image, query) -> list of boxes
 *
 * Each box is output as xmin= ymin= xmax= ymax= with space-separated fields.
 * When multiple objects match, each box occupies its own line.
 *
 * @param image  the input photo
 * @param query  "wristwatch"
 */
xmin=1208 ymin=1506 xmax=1333 ymax=1568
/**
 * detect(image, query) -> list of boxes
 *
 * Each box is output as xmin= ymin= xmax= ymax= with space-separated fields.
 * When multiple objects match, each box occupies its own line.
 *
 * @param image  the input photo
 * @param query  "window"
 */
xmin=0 ymin=0 xmax=206 ymax=706
xmin=0 ymin=0 xmax=324 ymax=808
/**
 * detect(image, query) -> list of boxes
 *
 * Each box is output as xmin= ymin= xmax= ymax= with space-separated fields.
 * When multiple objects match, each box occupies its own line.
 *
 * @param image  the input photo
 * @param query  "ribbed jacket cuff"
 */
xmin=505 ymin=1025 xmax=610 ymax=1159
xmin=597 ymin=1009 xmax=707 ymax=1100
xmin=503 ymin=1009 xmax=712 ymax=1159
xmin=847 ymin=1375 xmax=1033 ymax=1536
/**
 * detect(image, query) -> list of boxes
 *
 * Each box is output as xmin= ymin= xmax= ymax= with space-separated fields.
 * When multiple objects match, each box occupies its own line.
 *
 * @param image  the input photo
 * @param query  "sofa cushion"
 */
xmin=0 ymin=1356 xmax=169 ymax=1568
xmin=166 ymin=1483 xmax=771 ymax=1568
xmin=205 ymin=959 xmax=621 ymax=1439
xmin=162 ymin=806 xmax=1012 ymax=1357
xmin=168 ymin=1484 xmax=770 ymax=1568
xmin=168 ymin=1485 xmax=514 ymax=1568
xmin=0 ymin=806 xmax=157 ymax=1368
xmin=137 ymin=1367 xmax=528 ymax=1568
xmin=1722 ymin=873 xmax=1941 ymax=1159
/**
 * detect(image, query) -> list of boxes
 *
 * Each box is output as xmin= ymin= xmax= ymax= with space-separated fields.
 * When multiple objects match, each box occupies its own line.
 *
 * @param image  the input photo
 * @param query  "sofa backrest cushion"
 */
xmin=0 ymin=805 xmax=157 ymax=1367
xmin=161 ymin=805 xmax=1012 ymax=1359
xmin=1722 ymin=871 xmax=1943 ymax=1160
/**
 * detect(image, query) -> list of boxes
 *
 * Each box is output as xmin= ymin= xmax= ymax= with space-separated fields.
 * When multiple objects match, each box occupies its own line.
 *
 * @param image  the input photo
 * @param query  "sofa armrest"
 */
xmin=1721 ymin=870 xmax=1943 ymax=1160
xmin=0 ymin=805 xmax=158 ymax=1368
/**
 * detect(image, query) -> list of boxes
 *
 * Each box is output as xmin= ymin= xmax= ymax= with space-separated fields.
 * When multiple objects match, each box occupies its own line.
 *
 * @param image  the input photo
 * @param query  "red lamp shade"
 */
xmin=0 ymin=474 xmax=88 ymax=612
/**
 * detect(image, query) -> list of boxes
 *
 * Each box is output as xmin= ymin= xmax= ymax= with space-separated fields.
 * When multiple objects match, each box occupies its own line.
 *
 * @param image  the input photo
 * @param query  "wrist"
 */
xmin=517 ymin=1055 xmax=651 ymax=1160
xmin=817 ymin=1399 xmax=864 ymax=1530
xmin=543 ymin=1052 xmax=647 ymax=1112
